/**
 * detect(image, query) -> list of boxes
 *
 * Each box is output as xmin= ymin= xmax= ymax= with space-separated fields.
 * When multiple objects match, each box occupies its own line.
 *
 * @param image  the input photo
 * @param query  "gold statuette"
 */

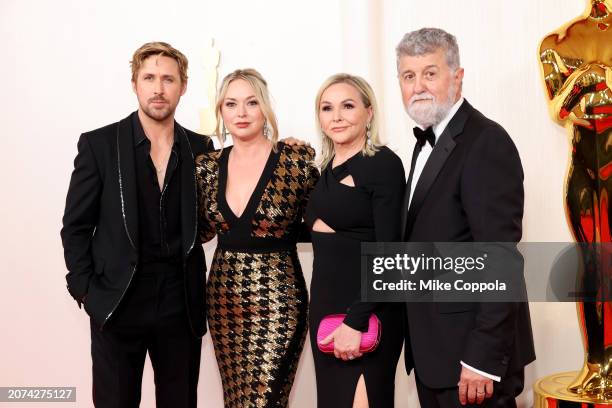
xmin=536 ymin=0 xmax=612 ymax=406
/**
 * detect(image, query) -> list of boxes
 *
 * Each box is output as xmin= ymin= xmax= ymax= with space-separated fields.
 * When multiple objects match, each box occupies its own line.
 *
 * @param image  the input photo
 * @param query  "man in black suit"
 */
xmin=61 ymin=42 xmax=213 ymax=408
xmin=397 ymin=28 xmax=536 ymax=407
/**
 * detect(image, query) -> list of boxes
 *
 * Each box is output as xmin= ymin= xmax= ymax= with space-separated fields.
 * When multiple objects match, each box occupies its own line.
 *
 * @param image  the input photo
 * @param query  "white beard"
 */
xmin=405 ymin=84 xmax=457 ymax=128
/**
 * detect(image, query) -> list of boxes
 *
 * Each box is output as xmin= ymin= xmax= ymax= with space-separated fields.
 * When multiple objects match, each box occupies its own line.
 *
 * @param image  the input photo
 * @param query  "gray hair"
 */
xmin=396 ymin=28 xmax=460 ymax=70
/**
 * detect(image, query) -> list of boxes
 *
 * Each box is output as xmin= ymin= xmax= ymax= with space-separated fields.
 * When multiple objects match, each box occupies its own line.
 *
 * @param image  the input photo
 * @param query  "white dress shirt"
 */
xmin=407 ymin=97 xmax=501 ymax=383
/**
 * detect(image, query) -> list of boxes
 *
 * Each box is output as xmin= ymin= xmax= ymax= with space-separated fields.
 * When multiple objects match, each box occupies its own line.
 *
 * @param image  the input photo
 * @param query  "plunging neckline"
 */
xmin=218 ymin=144 xmax=281 ymax=225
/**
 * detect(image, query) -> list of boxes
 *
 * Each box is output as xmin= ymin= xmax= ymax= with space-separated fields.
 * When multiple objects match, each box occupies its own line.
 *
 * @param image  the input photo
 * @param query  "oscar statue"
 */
xmin=535 ymin=0 xmax=612 ymax=405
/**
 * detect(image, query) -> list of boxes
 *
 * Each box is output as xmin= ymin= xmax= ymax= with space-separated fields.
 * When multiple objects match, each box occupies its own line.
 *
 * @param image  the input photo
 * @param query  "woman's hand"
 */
xmin=320 ymin=323 xmax=363 ymax=361
xmin=280 ymin=136 xmax=310 ymax=146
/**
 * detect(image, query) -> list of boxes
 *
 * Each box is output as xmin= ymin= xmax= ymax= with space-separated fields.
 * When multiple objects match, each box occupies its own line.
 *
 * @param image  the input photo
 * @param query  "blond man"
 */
xmin=61 ymin=42 xmax=213 ymax=408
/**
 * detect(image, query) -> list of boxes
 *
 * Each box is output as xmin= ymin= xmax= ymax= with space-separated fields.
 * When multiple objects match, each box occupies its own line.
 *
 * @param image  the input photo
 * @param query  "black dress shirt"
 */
xmin=132 ymin=114 xmax=182 ymax=265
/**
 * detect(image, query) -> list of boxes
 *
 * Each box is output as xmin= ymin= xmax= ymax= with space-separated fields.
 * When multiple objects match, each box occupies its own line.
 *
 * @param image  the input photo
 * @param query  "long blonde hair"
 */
xmin=215 ymin=68 xmax=279 ymax=150
xmin=315 ymin=73 xmax=382 ymax=168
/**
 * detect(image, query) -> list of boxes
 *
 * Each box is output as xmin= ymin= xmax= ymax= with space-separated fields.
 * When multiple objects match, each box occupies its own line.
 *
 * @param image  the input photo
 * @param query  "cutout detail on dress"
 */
xmin=339 ymin=175 xmax=355 ymax=187
xmin=312 ymin=218 xmax=336 ymax=233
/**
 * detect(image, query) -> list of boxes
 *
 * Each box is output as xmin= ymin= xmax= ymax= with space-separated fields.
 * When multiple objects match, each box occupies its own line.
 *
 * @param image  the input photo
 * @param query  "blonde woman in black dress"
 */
xmin=195 ymin=69 xmax=318 ymax=407
xmin=305 ymin=74 xmax=405 ymax=407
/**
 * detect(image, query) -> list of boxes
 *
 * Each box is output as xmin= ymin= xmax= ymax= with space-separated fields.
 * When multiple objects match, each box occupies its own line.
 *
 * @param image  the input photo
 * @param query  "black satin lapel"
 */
xmin=404 ymin=100 xmax=472 ymax=237
xmin=178 ymin=125 xmax=197 ymax=259
xmin=116 ymin=114 xmax=139 ymax=249
xmin=405 ymin=134 xmax=457 ymax=226
xmin=401 ymin=143 xmax=421 ymax=240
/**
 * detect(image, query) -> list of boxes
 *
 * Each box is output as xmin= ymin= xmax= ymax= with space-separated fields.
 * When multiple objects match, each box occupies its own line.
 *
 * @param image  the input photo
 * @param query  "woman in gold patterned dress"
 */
xmin=195 ymin=69 xmax=318 ymax=407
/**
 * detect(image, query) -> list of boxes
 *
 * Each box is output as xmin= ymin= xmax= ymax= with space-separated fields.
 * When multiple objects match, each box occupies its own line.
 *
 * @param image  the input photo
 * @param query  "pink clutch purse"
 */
xmin=316 ymin=314 xmax=381 ymax=354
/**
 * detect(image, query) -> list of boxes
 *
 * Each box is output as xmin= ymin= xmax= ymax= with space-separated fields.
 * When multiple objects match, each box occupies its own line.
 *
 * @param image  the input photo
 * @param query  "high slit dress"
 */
xmin=195 ymin=143 xmax=319 ymax=408
xmin=305 ymin=146 xmax=405 ymax=407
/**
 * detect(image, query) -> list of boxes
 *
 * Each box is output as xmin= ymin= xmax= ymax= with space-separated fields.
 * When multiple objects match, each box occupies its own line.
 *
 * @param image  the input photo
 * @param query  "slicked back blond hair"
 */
xmin=215 ymin=68 xmax=279 ymax=151
xmin=315 ymin=73 xmax=382 ymax=169
xmin=130 ymin=42 xmax=188 ymax=84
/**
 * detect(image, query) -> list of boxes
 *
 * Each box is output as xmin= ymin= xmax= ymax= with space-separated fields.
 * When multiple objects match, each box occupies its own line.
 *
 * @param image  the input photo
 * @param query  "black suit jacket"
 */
xmin=401 ymin=100 xmax=535 ymax=388
xmin=61 ymin=112 xmax=213 ymax=337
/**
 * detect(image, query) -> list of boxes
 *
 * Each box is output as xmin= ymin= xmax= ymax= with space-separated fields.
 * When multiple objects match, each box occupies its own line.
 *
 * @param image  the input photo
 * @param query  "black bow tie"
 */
xmin=413 ymin=127 xmax=435 ymax=148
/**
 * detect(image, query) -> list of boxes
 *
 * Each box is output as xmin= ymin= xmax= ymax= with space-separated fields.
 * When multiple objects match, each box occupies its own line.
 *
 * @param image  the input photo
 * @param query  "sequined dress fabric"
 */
xmin=196 ymin=143 xmax=318 ymax=407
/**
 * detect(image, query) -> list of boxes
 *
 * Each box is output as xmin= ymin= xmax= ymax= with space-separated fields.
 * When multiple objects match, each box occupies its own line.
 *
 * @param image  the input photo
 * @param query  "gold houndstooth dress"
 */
xmin=195 ymin=142 xmax=318 ymax=407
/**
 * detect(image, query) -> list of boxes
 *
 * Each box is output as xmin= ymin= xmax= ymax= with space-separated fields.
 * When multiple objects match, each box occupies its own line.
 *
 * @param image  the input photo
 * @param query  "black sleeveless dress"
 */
xmin=305 ymin=146 xmax=405 ymax=407
xmin=195 ymin=143 xmax=319 ymax=407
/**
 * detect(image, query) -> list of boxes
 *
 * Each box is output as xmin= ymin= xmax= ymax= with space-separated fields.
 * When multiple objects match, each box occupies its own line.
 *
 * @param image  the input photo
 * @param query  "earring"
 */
xmin=366 ymin=122 xmax=372 ymax=145
xmin=222 ymin=124 xmax=229 ymax=138
xmin=263 ymin=120 xmax=270 ymax=138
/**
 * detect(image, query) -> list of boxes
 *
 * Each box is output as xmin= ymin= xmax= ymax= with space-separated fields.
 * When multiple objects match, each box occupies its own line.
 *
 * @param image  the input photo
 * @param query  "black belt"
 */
xmin=217 ymin=241 xmax=296 ymax=253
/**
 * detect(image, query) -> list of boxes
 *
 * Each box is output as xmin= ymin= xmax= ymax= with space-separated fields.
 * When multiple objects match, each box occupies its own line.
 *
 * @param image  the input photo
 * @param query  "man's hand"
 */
xmin=319 ymin=323 xmax=363 ymax=361
xmin=280 ymin=137 xmax=309 ymax=146
xmin=457 ymin=366 xmax=493 ymax=405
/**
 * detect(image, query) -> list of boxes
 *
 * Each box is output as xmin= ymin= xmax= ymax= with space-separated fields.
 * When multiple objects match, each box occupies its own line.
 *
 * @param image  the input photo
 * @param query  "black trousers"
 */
xmin=415 ymin=370 xmax=524 ymax=408
xmin=90 ymin=264 xmax=201 ymax=408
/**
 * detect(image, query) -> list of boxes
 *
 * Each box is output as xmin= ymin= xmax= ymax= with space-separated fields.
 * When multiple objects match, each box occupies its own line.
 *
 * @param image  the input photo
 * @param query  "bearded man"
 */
xmin=397 ymin=28 xmax=535 ymax=407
